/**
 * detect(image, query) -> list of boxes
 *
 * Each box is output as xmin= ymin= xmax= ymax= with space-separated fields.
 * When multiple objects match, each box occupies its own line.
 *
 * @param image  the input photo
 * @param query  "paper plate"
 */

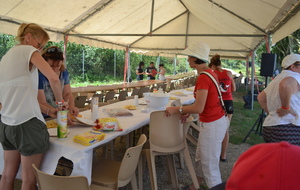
xmin=76 ymin=117 xmax=95 ymax=126
xmin=48 ymin=128 xmax=70 ymax=137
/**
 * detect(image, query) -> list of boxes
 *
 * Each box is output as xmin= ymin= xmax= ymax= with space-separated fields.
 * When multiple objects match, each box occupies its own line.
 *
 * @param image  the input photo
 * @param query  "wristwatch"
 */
xmin=179 ymin=106 xmax=183 ymax=113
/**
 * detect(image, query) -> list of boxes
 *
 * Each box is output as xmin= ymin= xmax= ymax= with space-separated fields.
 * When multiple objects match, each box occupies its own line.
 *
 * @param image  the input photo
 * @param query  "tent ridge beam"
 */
xmin=207 ymin=0 xmax=266 ymax=34
xmin=129 ymin=10 xmax=188 ymax=46
xmin=269 ymin=1 xmax=300 ymax=34
xmin=133 ymin=47 xmax=250 ymax=53
xmin=71 ymin=35 xmax=127 ymax=48
xmin=68 ymin=33 xmax=265 ymax=37
xmin=149 ymin=0 xmax=155 ymax=33
xmin=0 ymin=18 xmax=65 ymax=35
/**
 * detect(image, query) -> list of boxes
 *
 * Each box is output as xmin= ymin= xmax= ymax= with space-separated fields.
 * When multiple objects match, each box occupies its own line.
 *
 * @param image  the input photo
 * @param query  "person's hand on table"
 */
xmin=48 ymin=108 xmax=58 ymax=118
xmin=69 ymin=106 xmax=79 ymax=116
xmin=67 ymin=106 xmax=80 ymax=125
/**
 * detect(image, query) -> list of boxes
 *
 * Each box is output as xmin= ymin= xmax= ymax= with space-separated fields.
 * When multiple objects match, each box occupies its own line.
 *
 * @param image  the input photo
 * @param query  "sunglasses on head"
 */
xmin=47 ymin=47 xmax=63 ymax=54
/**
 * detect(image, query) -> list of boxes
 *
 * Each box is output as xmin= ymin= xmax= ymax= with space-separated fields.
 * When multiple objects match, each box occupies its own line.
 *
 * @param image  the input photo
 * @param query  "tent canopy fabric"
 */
xmin=0 ymin=0 xmax=299 ymax=59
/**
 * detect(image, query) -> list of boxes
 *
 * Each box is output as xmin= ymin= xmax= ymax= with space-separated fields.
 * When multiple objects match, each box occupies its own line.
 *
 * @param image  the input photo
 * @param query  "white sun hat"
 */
xmin=282 ymin=54 xmax=300 ymax=69
xmin=182 ymin=42 xmax=210 ymax=63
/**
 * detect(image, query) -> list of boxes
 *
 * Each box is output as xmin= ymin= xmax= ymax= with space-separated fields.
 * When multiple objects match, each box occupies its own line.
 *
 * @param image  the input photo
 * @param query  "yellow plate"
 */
xmin=123 ymin=105 xmax=137 ymax=110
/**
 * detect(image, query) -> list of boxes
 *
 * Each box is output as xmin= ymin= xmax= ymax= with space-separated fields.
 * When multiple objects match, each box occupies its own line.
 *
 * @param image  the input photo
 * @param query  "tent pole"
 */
xmin=63 ymin=34 xmax=68 ymax=66
xmin=127 ymin=49 xmax=131 ymax=82
xmin=173 ymin=55 xmax=177 ymax=74
xmin=250 ymin=51 xmax=256 ymax=111
xmin=124 ymin=47 xmax=129 ymax=82
xmin=114 ymin=51 xmax=116 ymax=78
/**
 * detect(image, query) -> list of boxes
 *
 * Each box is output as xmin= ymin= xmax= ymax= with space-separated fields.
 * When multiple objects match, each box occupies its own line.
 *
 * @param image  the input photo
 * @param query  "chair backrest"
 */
xmin=169 ymin=82 xmax=175 ymax=91
xmin=171 ymin=99 xmax=182 ymax=107
xmin=118 ymin=90 xmax=128 ymax=101
xmin=117 ymin=134 xmax=147 ymax=187
xmin=149 ymin=110 xmax=184 ymax=153
xmin=160 ymin=83 xmax=167 ymax=92
xmin=74 ymin=96 xmax=87 ymax=108
xmin=130 ymin=89 xmax=140 ymax=96
xmin=32 ymin=164 xmax=90 ymax=190
xmin=93 ymin=93 xmax=104 ymax=102
xmin=107 ymin=99 xmax=120 ymax=104
xmin=138 ymin=87 xmax=150 ymax=98
xmin=104 ymin=91 xmax=116 ymax=102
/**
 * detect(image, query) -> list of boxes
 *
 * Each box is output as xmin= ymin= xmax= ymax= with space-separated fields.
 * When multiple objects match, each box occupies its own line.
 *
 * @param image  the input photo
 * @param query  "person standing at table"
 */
xmin=157 ymin=63 xmax=166 ymax=81
xmin=258 ymin=54 xmax=300 ymax=145
xmin=38 ymin=46 xmax=79 ymax=125
xmin=136 ymin=61 xmax=145 ymax=81
xmin=0 ymin=23 xmax=65 ymax=190
xmin=145 ymin=62 xmax=157 ymax=80
xmin=210 ymin=54 xmax=236 ymax=162
xmin=165 ymin=42 xmax=228 ymax=189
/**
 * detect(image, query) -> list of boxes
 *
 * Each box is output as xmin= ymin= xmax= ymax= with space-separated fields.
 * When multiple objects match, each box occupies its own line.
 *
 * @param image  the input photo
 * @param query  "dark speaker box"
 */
xmin=260 ymin=53 xmax=277 ymax=77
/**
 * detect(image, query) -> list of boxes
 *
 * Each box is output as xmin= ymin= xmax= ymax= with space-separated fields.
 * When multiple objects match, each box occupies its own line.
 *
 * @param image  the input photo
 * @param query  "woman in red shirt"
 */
xmin=165 ymin=42 xmax=228 ymax=189
xmin=210 ymin=54 xmax=236 ymax=162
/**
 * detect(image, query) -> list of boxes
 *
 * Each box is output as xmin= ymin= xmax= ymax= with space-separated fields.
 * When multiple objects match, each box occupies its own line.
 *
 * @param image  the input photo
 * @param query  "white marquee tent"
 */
xmin=1 ymin=0 xmax=300 ymax=60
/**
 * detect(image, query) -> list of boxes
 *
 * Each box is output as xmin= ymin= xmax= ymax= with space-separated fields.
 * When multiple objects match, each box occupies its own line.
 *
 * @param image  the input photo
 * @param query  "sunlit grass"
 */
xmin=230 ymin=86 xmax=265 ymax=145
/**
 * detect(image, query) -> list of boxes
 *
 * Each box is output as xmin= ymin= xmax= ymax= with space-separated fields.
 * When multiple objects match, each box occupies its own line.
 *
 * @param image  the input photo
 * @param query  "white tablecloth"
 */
xmin=0 ymin=88 xmax=195 ymax=184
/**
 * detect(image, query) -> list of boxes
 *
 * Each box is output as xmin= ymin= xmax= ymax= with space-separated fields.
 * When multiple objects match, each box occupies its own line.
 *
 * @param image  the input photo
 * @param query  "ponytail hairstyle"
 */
xmin=15 ymin=23 xmax=49 ymax=45
xmin=210 ymin=54 xmax=222 ymax=67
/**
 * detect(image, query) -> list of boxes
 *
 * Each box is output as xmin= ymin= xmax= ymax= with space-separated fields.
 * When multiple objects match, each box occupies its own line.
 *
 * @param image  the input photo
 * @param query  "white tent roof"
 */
xmin=0 ymin=0 xmax=299 ymax=59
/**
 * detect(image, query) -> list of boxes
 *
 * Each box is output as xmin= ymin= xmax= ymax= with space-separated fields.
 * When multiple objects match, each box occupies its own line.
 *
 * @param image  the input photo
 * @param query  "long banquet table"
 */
xmin=0 ymin=88 xmax=195 ymax=184
xmin=71 ymin=80 xmax=166 ymax=94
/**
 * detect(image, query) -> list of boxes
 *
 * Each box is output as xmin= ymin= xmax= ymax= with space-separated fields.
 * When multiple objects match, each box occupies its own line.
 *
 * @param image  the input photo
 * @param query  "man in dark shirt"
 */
xmin=145 ymin=62 xmax=157 ymax=80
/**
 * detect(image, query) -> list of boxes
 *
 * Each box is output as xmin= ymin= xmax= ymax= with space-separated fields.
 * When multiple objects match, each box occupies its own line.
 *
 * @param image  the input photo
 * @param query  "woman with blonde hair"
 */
xmin=0 ymin=23 xmax=65 ymax=190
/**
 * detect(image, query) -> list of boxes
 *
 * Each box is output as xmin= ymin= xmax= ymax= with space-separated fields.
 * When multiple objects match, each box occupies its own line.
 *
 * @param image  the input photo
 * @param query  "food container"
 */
xmin=143 ymin=92 xmax=170 ymax=110
xmin=57 ymin=110 xmax=68 ymax=139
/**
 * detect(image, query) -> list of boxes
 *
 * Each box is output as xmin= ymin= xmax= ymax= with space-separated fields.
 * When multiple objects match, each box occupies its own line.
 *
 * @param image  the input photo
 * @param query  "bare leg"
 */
xmin=220 ymin=114 xmax=232 ymax=160
xmin=20 ymin=153 xmax=44 ymax=190
xmin=0 ymin=150 xmax=21 ymax=190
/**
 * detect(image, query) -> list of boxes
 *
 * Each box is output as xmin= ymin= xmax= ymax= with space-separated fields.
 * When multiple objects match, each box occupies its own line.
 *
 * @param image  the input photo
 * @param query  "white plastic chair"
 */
xmin=138 ymin=110 xmax=199 ymax=190
xmin=91 ymin=134 xmax=147 ymax=190
xmin=32 ymin=164 xmax=111 ymax=190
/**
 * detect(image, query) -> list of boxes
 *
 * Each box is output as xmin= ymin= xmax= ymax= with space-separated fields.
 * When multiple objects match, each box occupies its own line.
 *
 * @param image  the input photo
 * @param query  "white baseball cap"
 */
xmin=282 ymin=54 xmax=300 ymax=69
xmin=182 ymin=42 xmax=210 ymax=63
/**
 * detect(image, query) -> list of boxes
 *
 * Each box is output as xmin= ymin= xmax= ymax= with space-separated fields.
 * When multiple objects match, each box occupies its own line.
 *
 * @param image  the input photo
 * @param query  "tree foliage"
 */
xmin=1 ymin=29 xmax=299 ymax=85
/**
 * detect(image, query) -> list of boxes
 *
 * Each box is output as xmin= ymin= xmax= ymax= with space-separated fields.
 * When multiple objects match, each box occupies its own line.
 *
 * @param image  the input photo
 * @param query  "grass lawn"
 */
xmin=230 ymin=85 xmax=265 ymax=145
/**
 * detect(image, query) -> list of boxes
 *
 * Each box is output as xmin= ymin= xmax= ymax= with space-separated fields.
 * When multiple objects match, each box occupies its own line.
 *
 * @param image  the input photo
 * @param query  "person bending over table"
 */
xmin=165 ymin=42 xmax=228 ymax=189
xmin=0 ymin=23 xmax=65 ymax=190
xmin=38 ymin=46 xmax=79 ymax=125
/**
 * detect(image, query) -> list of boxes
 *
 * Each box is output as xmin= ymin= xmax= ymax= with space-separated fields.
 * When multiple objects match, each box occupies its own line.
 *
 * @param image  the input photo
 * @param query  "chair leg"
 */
xmin=138 ymin=153 xmax=144 ymax=190
xmin=150 ymin=151 xmax=158 ymax=190
xmin=179 ymin=152 xmax=185 ymax=169
xmin=130 ymin=172 xmax=138 ymax=190
xmin=145 ymin=150 xmax=155 ymax=190
xmin=183 ymin=148 xmax=200 ymax=189
xmin=166 ymin=154 xmax=178 ymax=188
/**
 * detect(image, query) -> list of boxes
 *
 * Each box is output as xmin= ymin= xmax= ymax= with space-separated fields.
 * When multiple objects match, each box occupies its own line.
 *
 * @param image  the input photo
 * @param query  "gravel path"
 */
xmin=139 ymin=142 xmax=252 ymax=190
